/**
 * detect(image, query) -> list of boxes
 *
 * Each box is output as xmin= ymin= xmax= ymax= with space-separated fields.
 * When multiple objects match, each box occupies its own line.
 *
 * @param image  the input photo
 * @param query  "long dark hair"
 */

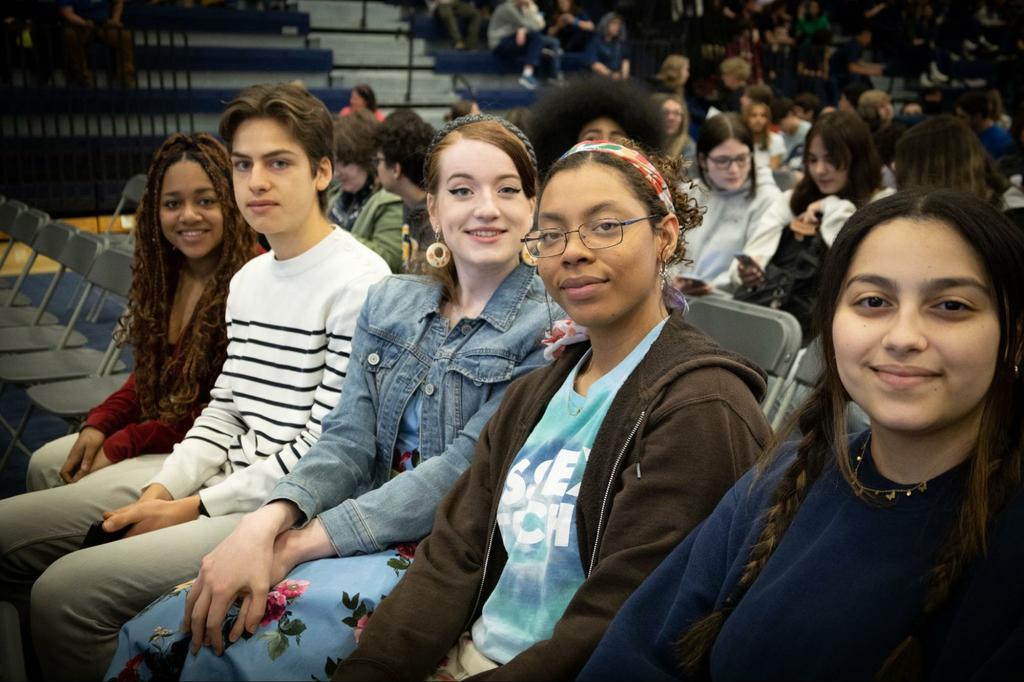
xmin=676 ymin=188 xmax=1024 ymax=678
xmin=790 ymin=111 xmax=881 ymax=215
xmin=894 ymin=114 xmax=1009 ymax=205
xmin=119 ymin=133 xmax=258 ymax=423
xmin=696 ymin=113 xmax=757 ymax=198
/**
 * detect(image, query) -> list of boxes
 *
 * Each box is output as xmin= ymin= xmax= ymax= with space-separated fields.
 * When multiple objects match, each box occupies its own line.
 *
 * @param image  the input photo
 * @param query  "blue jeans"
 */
xmin=494 ymin=31 xmax=562 ymax=77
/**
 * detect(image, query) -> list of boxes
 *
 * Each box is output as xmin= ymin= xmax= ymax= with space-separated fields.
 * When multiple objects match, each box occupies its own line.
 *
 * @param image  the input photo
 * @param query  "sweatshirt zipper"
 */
xmin=466 ymin=522 xmax=497 ymax=631
xmin=586 ymin=410 xmax=646 ymax=577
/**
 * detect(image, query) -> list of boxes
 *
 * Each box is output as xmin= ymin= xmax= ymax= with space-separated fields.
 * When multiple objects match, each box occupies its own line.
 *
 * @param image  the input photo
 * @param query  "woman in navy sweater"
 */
xmin=581 ymin=188 xmax=1024 ymax=681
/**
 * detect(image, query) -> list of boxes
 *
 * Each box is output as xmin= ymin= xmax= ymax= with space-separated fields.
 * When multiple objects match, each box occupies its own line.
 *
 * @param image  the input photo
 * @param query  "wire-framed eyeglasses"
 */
xmin=521 ymin=215 xmax=659 ymax=258
xmin=706 ymin=153 xmax=751 ymax=169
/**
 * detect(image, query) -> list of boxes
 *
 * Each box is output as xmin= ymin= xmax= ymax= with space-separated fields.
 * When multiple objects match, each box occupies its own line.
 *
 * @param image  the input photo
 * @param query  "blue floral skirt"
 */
xmin=105 ymin=544 xmax=417 ymax=682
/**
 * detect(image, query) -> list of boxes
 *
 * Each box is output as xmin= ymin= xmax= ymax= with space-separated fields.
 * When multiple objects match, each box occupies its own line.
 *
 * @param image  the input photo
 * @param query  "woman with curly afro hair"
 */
xmin=529 ymin=76 xmax=665 ymax=174
xmin=27 ymin=132 xmax=259 ymax=487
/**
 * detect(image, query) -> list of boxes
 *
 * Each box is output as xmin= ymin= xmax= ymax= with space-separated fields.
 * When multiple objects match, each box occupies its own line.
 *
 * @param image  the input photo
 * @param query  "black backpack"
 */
xmin=733 ymin=228 xmax=826 ymax=341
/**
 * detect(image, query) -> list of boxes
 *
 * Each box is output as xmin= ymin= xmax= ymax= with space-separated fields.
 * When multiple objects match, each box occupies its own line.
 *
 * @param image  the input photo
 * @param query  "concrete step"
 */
xmin=130 ymin=71 xmax=331 ymax=89
xmin=330 ymin=67 xmax=456 ymax=102
xmin=298 ymin=0 xmax=405 ymax=31
xmin=312 ymin=32 xmax=435 ymax=67
xmin=136 ymin=31 xmax=309 ymax=49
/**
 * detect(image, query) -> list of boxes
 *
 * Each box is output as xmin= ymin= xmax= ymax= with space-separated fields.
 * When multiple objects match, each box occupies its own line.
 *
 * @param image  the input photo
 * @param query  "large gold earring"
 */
xmin=426 ymin=232 xmax=451 ymax=268
xmin=520 ymin=244 xmax=538 ymax=267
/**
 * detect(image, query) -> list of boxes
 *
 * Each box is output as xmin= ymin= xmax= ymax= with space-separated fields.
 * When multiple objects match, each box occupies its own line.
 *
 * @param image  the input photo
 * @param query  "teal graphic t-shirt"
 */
xmin=471 ymin=319 xmax=667 ymax=663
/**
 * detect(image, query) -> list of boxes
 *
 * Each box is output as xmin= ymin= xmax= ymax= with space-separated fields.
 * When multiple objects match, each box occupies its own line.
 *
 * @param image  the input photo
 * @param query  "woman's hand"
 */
xmin=183 ymin=502 xmax=302 ymax=656
xmin=270 ymin=519 xmax=334 ymax=586
xmin=737 ymin=258 xmax=765 ymax=287
xmin=673 ymin=277 xmax=713 ymax=297
xmin=60 ymin=427 xmax=107 ymax=483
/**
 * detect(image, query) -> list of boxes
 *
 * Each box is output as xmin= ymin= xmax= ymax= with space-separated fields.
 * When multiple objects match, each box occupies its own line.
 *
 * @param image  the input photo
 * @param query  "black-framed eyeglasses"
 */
xmin=521 ymin=215 xmax=659 ymax=258
xmin=369 ymin=154 xmax=387 ymax=167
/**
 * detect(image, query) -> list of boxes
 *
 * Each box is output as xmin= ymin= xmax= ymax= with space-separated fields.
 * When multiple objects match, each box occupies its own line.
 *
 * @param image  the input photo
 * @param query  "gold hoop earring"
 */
xmin=520 ymin=244 xmax=538 ymax=267
xmin=426 ymin=233 xmax=451 ymax=268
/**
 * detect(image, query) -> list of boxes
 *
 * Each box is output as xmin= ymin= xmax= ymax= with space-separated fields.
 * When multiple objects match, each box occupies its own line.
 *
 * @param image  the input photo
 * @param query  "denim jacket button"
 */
xmin=460 ymin=323 xmax=472 ymax=334
xmin=367 ymin=352 xmax=381 ymax=366
xmin=424 ymin=383 xmax=436 ymax=396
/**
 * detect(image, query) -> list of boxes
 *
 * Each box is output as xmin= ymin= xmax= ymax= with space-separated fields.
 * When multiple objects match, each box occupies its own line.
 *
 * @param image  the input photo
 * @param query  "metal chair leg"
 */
xmin=0 ymin=404 xmax=34 ymax=474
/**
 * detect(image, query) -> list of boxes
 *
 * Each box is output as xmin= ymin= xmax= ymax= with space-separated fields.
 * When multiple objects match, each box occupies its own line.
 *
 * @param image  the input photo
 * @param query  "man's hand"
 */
xmin=516 ymin=27 xmax=527 ymax=47
xmin=60 ymin=427 xmax=106 ymax=483
xmin=102 ymin=488 xmax=200 ymax=538
xmin=183 ymin=502 xmax=303 ymax=656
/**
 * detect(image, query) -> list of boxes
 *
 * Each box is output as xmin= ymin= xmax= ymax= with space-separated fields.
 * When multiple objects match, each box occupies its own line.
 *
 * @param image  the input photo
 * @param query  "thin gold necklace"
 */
xmin=851 ymin=436 xmax=929 ymax=502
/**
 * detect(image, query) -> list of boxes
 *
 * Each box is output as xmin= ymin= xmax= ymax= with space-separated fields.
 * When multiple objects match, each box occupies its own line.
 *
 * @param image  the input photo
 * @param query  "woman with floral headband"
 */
xmin=104 ymin=115 xmax=551 ymax=681
xmin=332 ymin=138 xmax=772 ymax=680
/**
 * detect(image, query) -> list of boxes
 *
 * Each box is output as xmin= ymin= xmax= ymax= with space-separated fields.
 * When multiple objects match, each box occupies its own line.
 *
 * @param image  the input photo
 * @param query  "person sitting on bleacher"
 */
xmin=327 ymin=110 xmax=403 ymax=272
xmin=895 ymin=114 xmax=1024 ymax=232
xmin=672 ymin=113 xmax=780 ymax=297
xmin=586 ymin=12 xmax=630 ymax=80
xmin=57 ymin=0 xmax=135 ymax=87
xmin=0 ymin=83 xmax=390 ymax=681
xmin=488 ymin=0 xmax=562 ymax=90
xmin=956 ymin=90 xmax=1017 ymax=162
xmin=0 ymin=132 xmax=259 ymax=675
xmin=734 ymin=111 xmax=891 ymax=340
xmin=370 ymin=109 xmax=435 ymax=273
xmin=530 ymin=75 xmax=664 ymax=175
xmin=546 ymin=0 xmax=594 ymax=53
xmin=427 ymin=0 xmax=481 ymax=51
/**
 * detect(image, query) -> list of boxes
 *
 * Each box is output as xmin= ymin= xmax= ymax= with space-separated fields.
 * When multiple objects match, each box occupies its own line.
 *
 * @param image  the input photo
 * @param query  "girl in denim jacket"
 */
xmin=105 ymin=116 xmax=552 ymax=680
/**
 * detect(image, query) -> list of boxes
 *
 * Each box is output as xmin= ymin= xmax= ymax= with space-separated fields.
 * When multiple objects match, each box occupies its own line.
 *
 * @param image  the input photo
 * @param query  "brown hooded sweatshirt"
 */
xmin=333 ymin=311 xmax=772 ymax=681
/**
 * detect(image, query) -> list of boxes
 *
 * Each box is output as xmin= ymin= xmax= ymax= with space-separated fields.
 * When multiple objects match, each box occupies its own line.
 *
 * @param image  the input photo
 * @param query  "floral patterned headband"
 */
xmin=558 ymin=140 xmax=676 ymax=215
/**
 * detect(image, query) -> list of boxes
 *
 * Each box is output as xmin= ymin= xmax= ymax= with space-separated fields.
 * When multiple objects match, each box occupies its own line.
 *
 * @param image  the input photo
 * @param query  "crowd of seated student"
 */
xmin=5 ymin=2 xmax=1024 ymax=675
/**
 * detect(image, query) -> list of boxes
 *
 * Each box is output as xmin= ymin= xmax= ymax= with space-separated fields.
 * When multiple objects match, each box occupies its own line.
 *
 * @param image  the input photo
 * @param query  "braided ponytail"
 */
xmin=676 ymin=381 xmax=842 ymax=675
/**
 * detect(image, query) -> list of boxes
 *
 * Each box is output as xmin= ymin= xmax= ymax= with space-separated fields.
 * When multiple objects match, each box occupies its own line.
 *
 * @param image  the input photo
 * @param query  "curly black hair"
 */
xmin=372 ymin=108 xmax=435 ymax=189
xmin=529 ymin=76 xmax=665 ymax=174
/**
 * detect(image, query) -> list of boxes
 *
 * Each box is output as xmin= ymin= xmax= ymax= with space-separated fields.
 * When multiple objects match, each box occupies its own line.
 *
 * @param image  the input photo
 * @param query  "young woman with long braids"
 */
xmin=0 ymin=131 xmax=257 ymax=665
xmin=581 ymin=188 xmax=1024 ymax=680
xmin=329 ymin=138 xmax=771 ymax=680
xmin=29 ymin=133 xmax=258 ymax=488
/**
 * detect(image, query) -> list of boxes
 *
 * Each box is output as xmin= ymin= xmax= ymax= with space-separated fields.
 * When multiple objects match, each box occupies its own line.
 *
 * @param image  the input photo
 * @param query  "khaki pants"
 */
xmin=426 ymin=633 xmax=499 ymax=681
xmin=0 ymin=436 xmax=242 ymax=681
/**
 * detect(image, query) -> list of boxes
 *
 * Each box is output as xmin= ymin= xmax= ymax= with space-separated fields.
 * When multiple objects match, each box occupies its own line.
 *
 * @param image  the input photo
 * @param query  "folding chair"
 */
xmin=85 ymin=174 xmax=146 ymax=323
xmin=0 ymin=221 xmax=75 ymax=328
xmin=104 ymin=173 xmax=146 ymax=241
xmin=0 ymin=197 xmax=21 ymax=291
xmin=770 ymin=339 xmax=823 ymax=430
xmin=685 ymin=296 xmax=803 ymax=414
xmin=0 ymin=231 xmax=103 ymax=354
xmin=0 ymin=207 xmax=50 ymax=308
xmin=0 ymin=247 xmax=132 ymax=465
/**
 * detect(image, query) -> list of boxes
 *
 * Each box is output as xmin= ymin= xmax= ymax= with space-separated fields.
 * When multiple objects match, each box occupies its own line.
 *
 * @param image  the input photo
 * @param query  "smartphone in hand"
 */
xmin=734 ymin=253 xmax=758 ymax=269
xmin=80 ymin=520 xmax=129 ymax=549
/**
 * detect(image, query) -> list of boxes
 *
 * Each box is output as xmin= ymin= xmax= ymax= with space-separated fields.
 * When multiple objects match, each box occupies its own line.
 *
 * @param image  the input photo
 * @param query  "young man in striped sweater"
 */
xmin=25 ymin=83 xmax=390 ymax=680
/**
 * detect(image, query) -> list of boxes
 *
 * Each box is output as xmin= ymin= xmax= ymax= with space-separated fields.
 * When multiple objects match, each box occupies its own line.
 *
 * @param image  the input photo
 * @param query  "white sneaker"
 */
xmin=919 ymin=73 xmax=935 ymax=87
xmin=929 ymin=61 xmax=950 ymax=83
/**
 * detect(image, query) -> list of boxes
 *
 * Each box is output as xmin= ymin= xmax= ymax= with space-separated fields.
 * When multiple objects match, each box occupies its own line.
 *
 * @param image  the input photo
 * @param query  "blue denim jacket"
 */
xmin=269 ymin=263 xmax=553 ymax=556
